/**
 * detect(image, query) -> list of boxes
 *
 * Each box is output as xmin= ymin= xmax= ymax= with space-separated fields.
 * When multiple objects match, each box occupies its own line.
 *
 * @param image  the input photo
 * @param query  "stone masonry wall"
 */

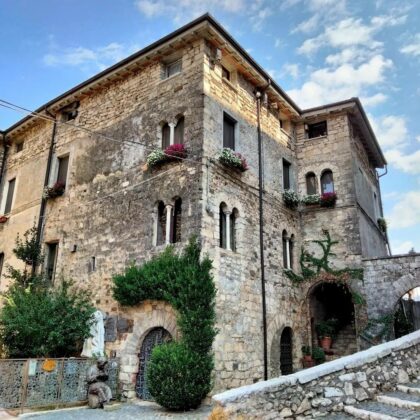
xmin=212 ymin=329 xmax=420 ymax=419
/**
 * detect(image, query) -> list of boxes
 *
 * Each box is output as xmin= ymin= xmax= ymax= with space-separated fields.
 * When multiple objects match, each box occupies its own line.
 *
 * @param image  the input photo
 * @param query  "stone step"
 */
xmin=344 ymin=405 xmax=398 ymax=419
xmin=397 ymin=384 xmax=420 ymax=396
xmin=383 ymin=390 xmax=420 ymax=404
xmin=376 ymin=395 xmax=420 ymax=411
xmin=349 ymin=401 xmax=420 ymax=419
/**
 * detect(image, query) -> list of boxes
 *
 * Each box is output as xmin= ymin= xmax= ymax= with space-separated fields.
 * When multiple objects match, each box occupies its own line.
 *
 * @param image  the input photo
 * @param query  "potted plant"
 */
xmin=301 ymin=345 xmax=314 ymax=368
xmin=43 ymin=181 xmax=66 ymax=199
xmin=312 ymin=347 xmax=326 ymax=365
xmin=283 ymin=189 xmax=299 ymax=209
xmin=0 ymin=215 xmax=8 ymax=223
xmin=315 ymin=318 xmax=338 ymax=351
xmin=301 ymin=194 xmax=320 ymax=206
xmin=146 ymin=144 xmax=187 ymax=169
xmin=164 ymin=143 xmax=186 ymax=159
xmin=377 ymin=217 xmax=387 ymax=233
xmin=218 ymin=148 xmax=249 ymax=172
xmin=320 ymin=192 xmax=337 ymax=207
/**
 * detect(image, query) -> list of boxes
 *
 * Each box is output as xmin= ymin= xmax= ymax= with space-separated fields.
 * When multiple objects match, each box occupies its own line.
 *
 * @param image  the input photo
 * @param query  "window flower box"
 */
xmin=0 ymin=215 xmax=8 ymax=223
xmin=320 ymin=192 xmax=337 ymax=208
xmin=43 ymin=182 xmax=65 ymax=199
xmin=146 ymin=144 xmax=187 ymax=169
xmin=283 ymin=189 xmax=299 ymax=209
xmin=302 ymin=194 xmax=320 ymax=206
xmin=218 ymin=148 xmax=248 ymax=172
xmin=377 ymin=217 xmax=387 ymax=233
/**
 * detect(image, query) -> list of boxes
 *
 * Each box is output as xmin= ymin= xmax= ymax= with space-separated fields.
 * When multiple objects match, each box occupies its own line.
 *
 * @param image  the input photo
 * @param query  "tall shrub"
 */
xmin=113 ymin=238 xmax=216 ymax=410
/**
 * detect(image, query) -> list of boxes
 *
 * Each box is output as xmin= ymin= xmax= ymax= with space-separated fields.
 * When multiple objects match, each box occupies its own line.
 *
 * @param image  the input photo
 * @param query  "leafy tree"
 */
xmin=113 ymin=238 xmax=216 ymax=410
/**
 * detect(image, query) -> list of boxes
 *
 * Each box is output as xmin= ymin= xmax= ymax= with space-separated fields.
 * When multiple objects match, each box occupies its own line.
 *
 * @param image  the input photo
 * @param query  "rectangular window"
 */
xmin=307 ymin=121 xmax=327 ymax=138
xmin=165 ymin=59 xmax=182 ymax=78
xmin=16 ymin=141 xmax=24 ymax=153
xmin=4 ymin=178 xmax=16 ymax=214
xmin=0 ymin=253 xmax=4 ymax=278
xmin=283 ymin=160 xmax=291 ymax=190
xmin=223 ymin=113 xmax=236 ymax=150
xmin=45 ymin=243 xmax=58 ymax=284
xmin=57 ymin=155 xmax=69 ymax=186
xmin=222 ymin=66 xmax=230 ymax=81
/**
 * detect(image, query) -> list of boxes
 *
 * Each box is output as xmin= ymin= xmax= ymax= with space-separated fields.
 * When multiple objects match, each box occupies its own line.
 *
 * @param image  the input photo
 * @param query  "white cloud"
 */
xmin=417 ymin=136 xmax=420 ymax=143
xmin=360 ymin=93 xmax=387 ymax=107
xmin=43 ymin=42 xmax=139 ymax=70
xmin=387 ymin=191 xmax=420 ymax=229
xmin=392 ymin=240 xmax=415 ymax=254
xmin=281 ymin=63 xmax=300 ymax=79
xmin=400 ymin=33 xmax=420 ymax=57
xmin=292 ymin=14 xmax=320 ymax=34
xmin=369 ymin=114 xmax=408 ymax=149
xmin=288 ymin=55 xmax=392 ymax=108
xmin=385 ymin=149 xmax=420 ymax=175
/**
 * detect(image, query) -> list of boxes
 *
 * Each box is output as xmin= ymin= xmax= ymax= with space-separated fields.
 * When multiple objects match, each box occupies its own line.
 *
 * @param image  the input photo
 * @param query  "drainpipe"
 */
xmin=0 ymin=132 xmax=8 ymax=188
xmin=255 ymin=81 xmax=270 ymax=381
xmin=33 ymin=109 xmax=57 ymax=275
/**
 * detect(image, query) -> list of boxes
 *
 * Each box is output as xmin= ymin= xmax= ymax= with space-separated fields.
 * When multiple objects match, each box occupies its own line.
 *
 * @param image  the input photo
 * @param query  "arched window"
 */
xmin=156 ymin=201 xmax=166 ymax=245
xmin=290 ymin=234 xmax=295 ymax=269
xmin=321 ymin=170 xmax=334 ymax=194
xmin=306 ymin=172 xmax=317 ymax=195
xmin=219 ymin=203 xmax=227 ymax=249
xmin=172 ymin=198 xmax=182 ymax=243
xmin=174 ymin=117 xmax=184 ymax=144
xmin=230 ymin=208 xmax=238 ymax=252
xmin=162 ymin=123 xmax=170 ymax=149
xmin=282 ymin=230 xmax=288 ymax=268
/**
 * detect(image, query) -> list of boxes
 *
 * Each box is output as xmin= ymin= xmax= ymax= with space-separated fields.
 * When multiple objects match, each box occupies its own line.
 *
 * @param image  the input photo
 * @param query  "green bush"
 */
xmin=113 ymin=238 xmax=216 ymax=409
xmin=147 ymin=342 xmax=213 ymax=411
xmin=0 ymin=281 xmax=95 ymax=358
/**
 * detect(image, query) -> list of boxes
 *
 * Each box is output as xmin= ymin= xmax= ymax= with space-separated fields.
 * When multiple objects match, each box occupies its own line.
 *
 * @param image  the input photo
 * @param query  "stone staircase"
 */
xmin=332 ymin=324 xmax=358 ymax=357
xmin=330 ymin=377 xmax=420 ymax=419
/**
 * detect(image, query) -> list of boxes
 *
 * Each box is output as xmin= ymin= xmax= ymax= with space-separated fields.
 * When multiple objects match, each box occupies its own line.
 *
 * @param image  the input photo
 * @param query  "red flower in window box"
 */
xmin=0 ymin=215 xmax=8 ymax=223
xmin=164 ymin=144 xmax=187 ymax=160
xmin=43 ymin=181 xmax=66 ymax=199
xmin=320 ymin=192 xmax=337 ymax=208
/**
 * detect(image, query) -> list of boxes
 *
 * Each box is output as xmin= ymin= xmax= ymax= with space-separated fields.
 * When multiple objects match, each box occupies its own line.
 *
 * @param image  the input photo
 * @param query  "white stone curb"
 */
xmin=376 ymin=395 xmax=420 ymax=411
xmin=343 ymin=405 xmax=398 ymax=420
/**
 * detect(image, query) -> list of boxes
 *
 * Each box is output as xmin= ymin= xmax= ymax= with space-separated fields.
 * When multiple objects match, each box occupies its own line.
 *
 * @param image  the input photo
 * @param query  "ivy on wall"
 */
xmin=112 ymin=238 xmax=216 ymax=410
xmin=284 ymin=230 xmax=364 ymax=303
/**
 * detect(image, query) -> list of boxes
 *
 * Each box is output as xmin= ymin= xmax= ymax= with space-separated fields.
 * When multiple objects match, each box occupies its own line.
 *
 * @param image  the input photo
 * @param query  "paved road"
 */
xmin=21 ymin=402 xmax=212 ymax=420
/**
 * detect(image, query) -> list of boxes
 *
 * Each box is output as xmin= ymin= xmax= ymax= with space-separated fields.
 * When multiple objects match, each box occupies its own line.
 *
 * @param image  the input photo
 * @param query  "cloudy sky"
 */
xmin=0 ymin=0 xmax=419 ymax=254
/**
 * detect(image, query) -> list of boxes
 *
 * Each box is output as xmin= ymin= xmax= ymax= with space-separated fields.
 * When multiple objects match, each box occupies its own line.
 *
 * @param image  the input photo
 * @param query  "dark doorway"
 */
xmin=136 ymin=327 xmax=172 ymax=400
xmin=394 ymin=287 xmax=420 ymax=338
xmin=280 ymin=327 xmax=293 ymax=375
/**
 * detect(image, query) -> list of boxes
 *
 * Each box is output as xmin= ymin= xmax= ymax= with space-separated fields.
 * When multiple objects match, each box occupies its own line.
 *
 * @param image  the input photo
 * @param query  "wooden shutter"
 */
xmin=4 ymin=178 xmax=16 ymax=214
xmin=162 ymin=124 xmax=170 ymax=149
xmin=283 ymin=160 xmax=291 ymax=190
xmin=223 ymin=114 xmax=235 ymax=150
xmin=306 ymin=173 xmax=317 ymax=195
xmin=220 ymin=208 xmax=227 ymax=248
xmin=57 ymin=156 xmax=69 ymax=185
xmin=174 ymin=118 xmax=184 ymax=144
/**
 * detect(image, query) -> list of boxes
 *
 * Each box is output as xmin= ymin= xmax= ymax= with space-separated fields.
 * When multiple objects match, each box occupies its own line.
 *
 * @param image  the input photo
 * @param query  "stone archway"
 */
xmin=394 ymin=286 xmax=420 ymax=338
xmin=308 ymin=282 xmax=357 ymax=357
xmin=136 ymin=327 xmax=172 ymax=400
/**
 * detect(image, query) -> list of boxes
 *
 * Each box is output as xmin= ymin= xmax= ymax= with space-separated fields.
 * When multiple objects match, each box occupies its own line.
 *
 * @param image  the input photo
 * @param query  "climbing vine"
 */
xmin=284 ymin=230 xmax=364 ymax=304
xmin=112 ymin=238 xmax=216 ymax=410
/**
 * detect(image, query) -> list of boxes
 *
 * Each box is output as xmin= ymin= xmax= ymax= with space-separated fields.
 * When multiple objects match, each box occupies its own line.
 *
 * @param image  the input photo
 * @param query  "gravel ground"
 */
xmin=21 ymin=401 xmax=212 ymax=420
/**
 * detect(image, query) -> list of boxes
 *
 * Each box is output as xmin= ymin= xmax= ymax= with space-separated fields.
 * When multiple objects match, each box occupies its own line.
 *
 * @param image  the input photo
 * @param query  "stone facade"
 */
xmin=0 ymin=15 xmax=416 ymax=398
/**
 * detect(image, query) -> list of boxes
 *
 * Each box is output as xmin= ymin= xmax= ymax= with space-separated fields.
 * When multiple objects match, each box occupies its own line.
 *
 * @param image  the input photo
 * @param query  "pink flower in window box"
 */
xmin=320 ymin=192 xmax=337 ymax=208
xmin=164 ymin=143 xmax=187 ymax=159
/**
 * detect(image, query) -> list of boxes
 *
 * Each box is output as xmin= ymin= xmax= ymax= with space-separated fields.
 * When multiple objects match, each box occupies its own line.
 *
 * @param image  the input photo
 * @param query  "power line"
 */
xmin=0 ymin=99 xmax=201 ymax=165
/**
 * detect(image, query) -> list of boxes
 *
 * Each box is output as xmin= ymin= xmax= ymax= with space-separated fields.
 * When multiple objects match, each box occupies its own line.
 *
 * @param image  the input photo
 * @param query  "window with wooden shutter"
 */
xmin=4 ymin=178 xmax=16 ymax=214
xmin=306 ymin=172 xmax=317 ymax=195
xmin=162 ymin=123 xmax=170 ymax=149
xmin=321 ymin=170 xmax=334 ymax=194
xmin=57 ymin=155 xmax=69 ymax=186
xmin=46 ymin=242 xmax=58 ymax=284
xmin=174 ymin=117 xmax=184 ymax=144
xmin=283 ymin=160 xmax=291 ymax=190
xmin=223 ymin=113 xmax=236 ymax=150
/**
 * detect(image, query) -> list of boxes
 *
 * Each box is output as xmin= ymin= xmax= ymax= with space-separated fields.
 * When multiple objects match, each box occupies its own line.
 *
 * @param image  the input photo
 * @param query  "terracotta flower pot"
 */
xmin=320 ymin=336 xmax=332 ymax=351
xmin=303 ymin=355 xmax=312 ymax=362
xmin=302 ymin=358 xmax=315 ymax=368
xmin=0 ymin=216 xmax=8 ymax=223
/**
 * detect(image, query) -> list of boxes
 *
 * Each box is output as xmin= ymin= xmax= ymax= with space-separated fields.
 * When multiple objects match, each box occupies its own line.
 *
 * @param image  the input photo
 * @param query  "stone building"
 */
xmin=0 ymin=14 xmax=419 ymax=399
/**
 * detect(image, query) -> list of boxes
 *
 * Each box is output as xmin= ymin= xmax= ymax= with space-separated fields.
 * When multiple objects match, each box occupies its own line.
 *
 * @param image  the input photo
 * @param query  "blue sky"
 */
xmin=0 ymin=0 xmax=419 ymax=254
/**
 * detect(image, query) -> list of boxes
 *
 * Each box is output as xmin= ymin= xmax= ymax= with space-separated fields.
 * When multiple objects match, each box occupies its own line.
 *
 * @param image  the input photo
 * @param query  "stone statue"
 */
xmin=87 ymin=357 xmax=112 ymax=409
xmin=82 ymin=310 xmax=105 ymax=358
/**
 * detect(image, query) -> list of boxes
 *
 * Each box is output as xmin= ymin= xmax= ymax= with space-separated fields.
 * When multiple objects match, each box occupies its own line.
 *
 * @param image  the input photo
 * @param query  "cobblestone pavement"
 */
xmin=21 ymin=401 xmax=212 ymax=420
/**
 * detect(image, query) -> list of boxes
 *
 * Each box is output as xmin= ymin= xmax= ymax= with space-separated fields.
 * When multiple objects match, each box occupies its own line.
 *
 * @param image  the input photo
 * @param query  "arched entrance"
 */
xmin=309 ymin=282 xmax=357 ymax=356
xmin=280 ymin=327 xmax=293 ymax=375
xmin=136 ymin=327 xmax=172 ymax=400
xmin=394 ymin=286 xmax=420 ymax=338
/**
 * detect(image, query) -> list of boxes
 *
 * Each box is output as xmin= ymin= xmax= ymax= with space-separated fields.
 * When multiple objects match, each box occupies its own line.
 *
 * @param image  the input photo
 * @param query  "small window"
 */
xmin=307 ymin=121 xmax=327 ymax=138
xmin=283 ymin=159 xmax=291 ymax=190
xmin=290 ymin=234 xmax=295 ymax=270
xmin=306 ymin=172 xmax=317 ymax=195
xmin=321 ymin=170 xmax=334 ymax=194
xmin=219 ymin=203 xmax=227 ymax=249
xmin=4 ymin=178 xmax=16 ymax=214
xmin=57 ymin=155 xmax=69 ymax=186
xmin=222 ymin=66 xmax=230 ymax=81
xmin=282 ymin=230 xmax=289 ymax=268
xmin=174 ymin=117 xmax=184 ymax=145
xmin=230 ymin=208 xmax=238 ymax=252
xmin=157 ymin=201 xmax=166 ymax=245
xmin=223 ymin=113 xmax=236 ymax=150
xmin=172 ymin=198 xmax=182 ymax=243
xmin=162 ymin=123 xmax=170 ymax=149
xmin=0 ymin=252 xmax=4 ymax=279
xmin=60 ymin=102 xmax=79 ymax=122
xmin=165 ymin=59 xmax=182 ymax=78
xmin=16 ymin=141 xmax=24 ymax=153
xmin=45 ymin=242 xmax=58 ymax=284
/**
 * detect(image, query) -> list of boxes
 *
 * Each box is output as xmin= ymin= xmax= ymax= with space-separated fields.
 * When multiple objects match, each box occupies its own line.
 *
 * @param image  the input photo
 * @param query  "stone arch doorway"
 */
xmin=309 ymin=282 xmax=357 ymax=357
xmin=135 ymin=327 xmax=172 ymax=400
xmin=394 ymin=286 xmax=420 ymax=338
xmin=280 ymin=327 xmax=293 ymax=375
